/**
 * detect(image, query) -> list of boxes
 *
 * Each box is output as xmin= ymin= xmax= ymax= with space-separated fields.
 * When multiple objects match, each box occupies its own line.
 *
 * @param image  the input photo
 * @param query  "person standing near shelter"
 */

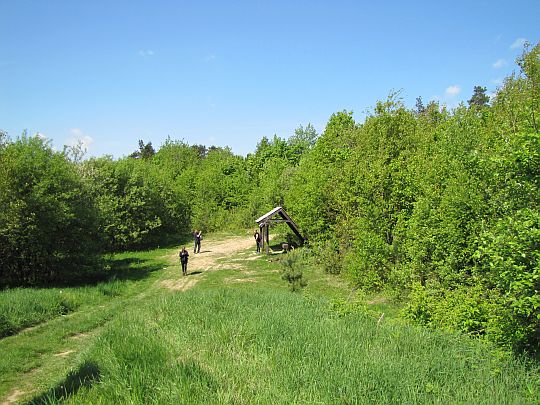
xmin=193 ymin=230 xmax=202 ymax=253
xmin=179 ymin=247 xmax=189 ymax=276
xmin=254 ymin=229 xmax=262 ymax=253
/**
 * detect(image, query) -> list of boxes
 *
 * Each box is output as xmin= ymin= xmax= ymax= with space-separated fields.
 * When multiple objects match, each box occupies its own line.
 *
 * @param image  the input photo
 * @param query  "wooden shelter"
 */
xmin=255 ymin=207 xmax=306 ymax=254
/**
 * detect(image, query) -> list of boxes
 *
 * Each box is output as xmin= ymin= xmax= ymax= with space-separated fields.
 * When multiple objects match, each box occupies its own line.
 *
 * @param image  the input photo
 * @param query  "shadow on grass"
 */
xmin=28 ymin=361 xmax=101 ymax=404
xmin=105 ymin=257 xmax=164 ymax=282
xmin=49 ymin=257 xmax=164 ymax=288
xmin=187 ymin=271 xmax=203 ymax=276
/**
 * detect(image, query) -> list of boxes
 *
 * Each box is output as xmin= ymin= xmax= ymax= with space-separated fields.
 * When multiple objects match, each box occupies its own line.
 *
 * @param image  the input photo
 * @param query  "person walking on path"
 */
xmin=254 ymin=229 xmax=262 ymax=253
xmin=179 ymin=247 xmax=189 ymax=276
xmin=193 ymin=230 xmax=202 ymax=253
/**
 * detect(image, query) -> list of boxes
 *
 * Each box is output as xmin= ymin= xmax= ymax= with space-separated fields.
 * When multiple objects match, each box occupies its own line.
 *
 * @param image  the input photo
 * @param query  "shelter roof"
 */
xmin=255 ymin=206 xmax=284 ymax=224
xmin=255 ymin=206 xmax=306 ymax=243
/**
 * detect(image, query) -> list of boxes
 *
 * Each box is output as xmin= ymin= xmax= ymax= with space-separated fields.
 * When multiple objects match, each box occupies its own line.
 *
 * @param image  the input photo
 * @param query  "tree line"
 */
xmin=1 ymin=44 xmax=538 ymax=354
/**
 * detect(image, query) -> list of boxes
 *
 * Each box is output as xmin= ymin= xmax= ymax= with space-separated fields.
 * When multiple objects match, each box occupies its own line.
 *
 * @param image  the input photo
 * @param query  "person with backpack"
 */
xmin=179 ymin=246 xmax=189 ymax=276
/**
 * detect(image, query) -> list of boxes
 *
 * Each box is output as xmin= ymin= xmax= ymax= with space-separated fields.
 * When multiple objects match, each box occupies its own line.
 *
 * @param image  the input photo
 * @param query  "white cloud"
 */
xmin=510 ymin=38 xmax=527 ymax=49
xmin=491 ymin=77 xmax=503 ymax=86
xmin=138 ymin=49 xmax=155 ymax=57
xmin=70 ymin=128 xmax=83 ymax=137
xmin=36 ymin=132 xmax=47 ymax=140
xmin=205 ymin=54 xmax=216 ymax=62
xmin=492 ymin=59 xmax=507 ymax=69
xmin=445 ymin=85 xmax=461 ymax=97
xmin=66 ymin=128 xmax=93 ymax=151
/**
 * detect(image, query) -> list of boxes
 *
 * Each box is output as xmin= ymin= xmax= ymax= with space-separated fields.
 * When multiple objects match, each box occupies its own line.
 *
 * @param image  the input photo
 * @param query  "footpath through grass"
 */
xmin=1 ymin=232 xmax=539 ymax=404
xmin=0 ymin=247 xmax=172 ymax=403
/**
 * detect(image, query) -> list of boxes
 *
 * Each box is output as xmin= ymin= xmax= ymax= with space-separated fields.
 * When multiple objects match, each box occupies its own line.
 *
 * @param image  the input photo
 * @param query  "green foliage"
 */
xmin=129 ymin=139 xmax=156 ymax=159
xmin=280 ymin=250 xmax=307 ymax=291
xmin=192 ymin=147 xmax=250 ymax=231
xmin=288 ymin=123 xmax=318 ymax=159
xmin=81 ymin=157 xmax=164 ymax=251
xmin=468 ymin=85 xmax=490 ymax=108
xmin=0 ymin=134 xmax=101 ymax=286
xmin=405 ymin=283 xmax=495 ymax=335
xmin=283 ymin=45 xmax=540 ymax=354
xmin=312 ymin=238 xmax=343 ymax=275
xmin=475 ymin=209 xmax=540 ymax=352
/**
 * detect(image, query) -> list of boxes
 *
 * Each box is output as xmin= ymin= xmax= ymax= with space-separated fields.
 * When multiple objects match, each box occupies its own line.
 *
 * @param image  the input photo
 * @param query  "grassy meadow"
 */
xmin=1 ymin=233 xmax=539 ymax=404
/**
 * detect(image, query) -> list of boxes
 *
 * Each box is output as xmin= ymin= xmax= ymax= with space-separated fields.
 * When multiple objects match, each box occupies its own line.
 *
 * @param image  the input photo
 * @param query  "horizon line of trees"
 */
xmin=1 ymin=43 xmax=538 ymax=354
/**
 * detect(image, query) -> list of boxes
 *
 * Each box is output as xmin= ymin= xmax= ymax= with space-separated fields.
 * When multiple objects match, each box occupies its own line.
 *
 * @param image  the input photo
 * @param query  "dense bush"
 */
xmin=0 ymin=134 xmax=101 ymax=286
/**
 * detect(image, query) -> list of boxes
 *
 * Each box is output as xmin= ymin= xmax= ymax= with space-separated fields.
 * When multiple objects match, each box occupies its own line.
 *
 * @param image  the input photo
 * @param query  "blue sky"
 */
xmin=1 ymin=1 xmax=539 ymax=158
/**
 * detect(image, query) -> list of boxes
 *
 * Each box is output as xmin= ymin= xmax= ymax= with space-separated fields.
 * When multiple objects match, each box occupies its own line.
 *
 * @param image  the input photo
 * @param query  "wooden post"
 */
xmin=260 ymin=225 xmax=265 ymax=251
xmin=265 ymin=224 xmax=270 ymax=254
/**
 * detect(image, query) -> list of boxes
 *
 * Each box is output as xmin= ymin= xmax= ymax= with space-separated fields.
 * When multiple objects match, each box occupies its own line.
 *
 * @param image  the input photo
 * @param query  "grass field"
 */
xmin=1 ymin=232 xmax=539 ymax=404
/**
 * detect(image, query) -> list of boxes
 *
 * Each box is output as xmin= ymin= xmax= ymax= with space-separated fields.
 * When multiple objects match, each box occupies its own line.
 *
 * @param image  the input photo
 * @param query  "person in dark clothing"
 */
xmin=193 ymin=230 xmax=202 ymax=253
xmin=179 ymin=247 xmax=189 ymax=276
xmin=254 ymin=229 xmax=262 ymax=253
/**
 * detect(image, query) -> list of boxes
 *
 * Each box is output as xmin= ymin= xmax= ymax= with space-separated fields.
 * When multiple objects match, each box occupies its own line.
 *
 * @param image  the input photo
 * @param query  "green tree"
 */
xmin=130 ymin=140 xmax=156 ymax=159
xmin=468 ymin=86 xmax=490 ymax=108
xmin=192 ymin=147 xmax=250 ymax=231
xmin=0 ymin=134 xmax=100 ymax=286
xmin=288 ymin=123 xmax=318 ymax=161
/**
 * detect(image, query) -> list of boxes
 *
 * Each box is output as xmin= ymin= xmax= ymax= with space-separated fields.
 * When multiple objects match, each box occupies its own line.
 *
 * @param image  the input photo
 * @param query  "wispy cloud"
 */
xmin=491 ymin=77 xmax=503 ymax=86
xmin=205 ymin=53 xmax=216 ymax=62
xmin=431 ymin=85 xmax=463 ymax=109
xmin=510 ymin=38 xmax=527 ymax=49
xmin=492 ymin=59 xmax=507 ymax=69
xmin=66 ymin=128 xmax=93 ymax=151
xmin=445 ymin=85 xmax=461 ymax=97
xmin=138 ymin=49 xmax=155 ymax=57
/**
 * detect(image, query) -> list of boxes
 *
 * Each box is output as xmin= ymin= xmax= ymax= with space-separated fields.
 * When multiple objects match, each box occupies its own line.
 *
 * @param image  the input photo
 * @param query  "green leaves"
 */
xmin=0 ymin=135 xmax=100 ymax=286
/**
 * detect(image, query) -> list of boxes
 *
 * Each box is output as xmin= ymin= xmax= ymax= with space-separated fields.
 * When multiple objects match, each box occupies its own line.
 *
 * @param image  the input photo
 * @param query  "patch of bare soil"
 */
xmin=161 ymin=235 xmax=255 ymax=292
xmin=224 ymin=277 xmax=257 ymax=284
xmin=69 ymin=332 xmax=90 ymax=340
xmin=53 ymin=350 xmax=75 ymax=357
xmin=160 ymin=277 xmax=199 ymax=292
xmin=367 ymin=296 xmax=388 ymax=305
xmin=2 ymin=389 xmax=25 ymax=405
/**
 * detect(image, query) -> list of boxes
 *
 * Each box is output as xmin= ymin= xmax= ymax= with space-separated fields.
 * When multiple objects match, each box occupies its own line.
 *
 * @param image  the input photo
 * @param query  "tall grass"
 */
xmin=0 ymin=245 xmax=168 ymax=340
xmin=0 ymin=288 xmax=80 ymax=338
xmin=42 ymin=289 xmax=539 ymax=404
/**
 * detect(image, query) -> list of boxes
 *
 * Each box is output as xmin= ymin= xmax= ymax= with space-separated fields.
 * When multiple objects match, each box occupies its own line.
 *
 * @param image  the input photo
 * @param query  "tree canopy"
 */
xmin=1 ymin=43 xmax=539 ymax=354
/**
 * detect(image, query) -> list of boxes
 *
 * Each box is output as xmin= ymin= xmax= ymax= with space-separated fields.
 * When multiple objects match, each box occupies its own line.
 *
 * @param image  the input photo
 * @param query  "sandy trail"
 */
xmin=160 ymin=235 xmax=255 ymax=291
xmin=1 ymin=235 xmax=257 ymax=405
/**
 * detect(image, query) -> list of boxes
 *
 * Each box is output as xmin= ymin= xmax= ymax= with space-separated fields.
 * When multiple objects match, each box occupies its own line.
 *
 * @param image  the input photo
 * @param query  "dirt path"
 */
xmin=1 ymin=234 xmax=257 ymax=405
xmin=160 ymin=235 xmax=255 ymax=291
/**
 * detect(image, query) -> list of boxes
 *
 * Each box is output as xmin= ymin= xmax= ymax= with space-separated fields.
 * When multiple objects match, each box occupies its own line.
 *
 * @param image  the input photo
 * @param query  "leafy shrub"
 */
xmin=313 ymin=238 xmax=343 ymax=275
xmin=0 ymin=135 xmax=101 ymax=286
xmin=404 ymin=282 xmax=494 ymax=336
xmin=475 ymin=209 xmax=540 ymax=353
xmin=280 ymin=250 xmax=307 ymax=291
